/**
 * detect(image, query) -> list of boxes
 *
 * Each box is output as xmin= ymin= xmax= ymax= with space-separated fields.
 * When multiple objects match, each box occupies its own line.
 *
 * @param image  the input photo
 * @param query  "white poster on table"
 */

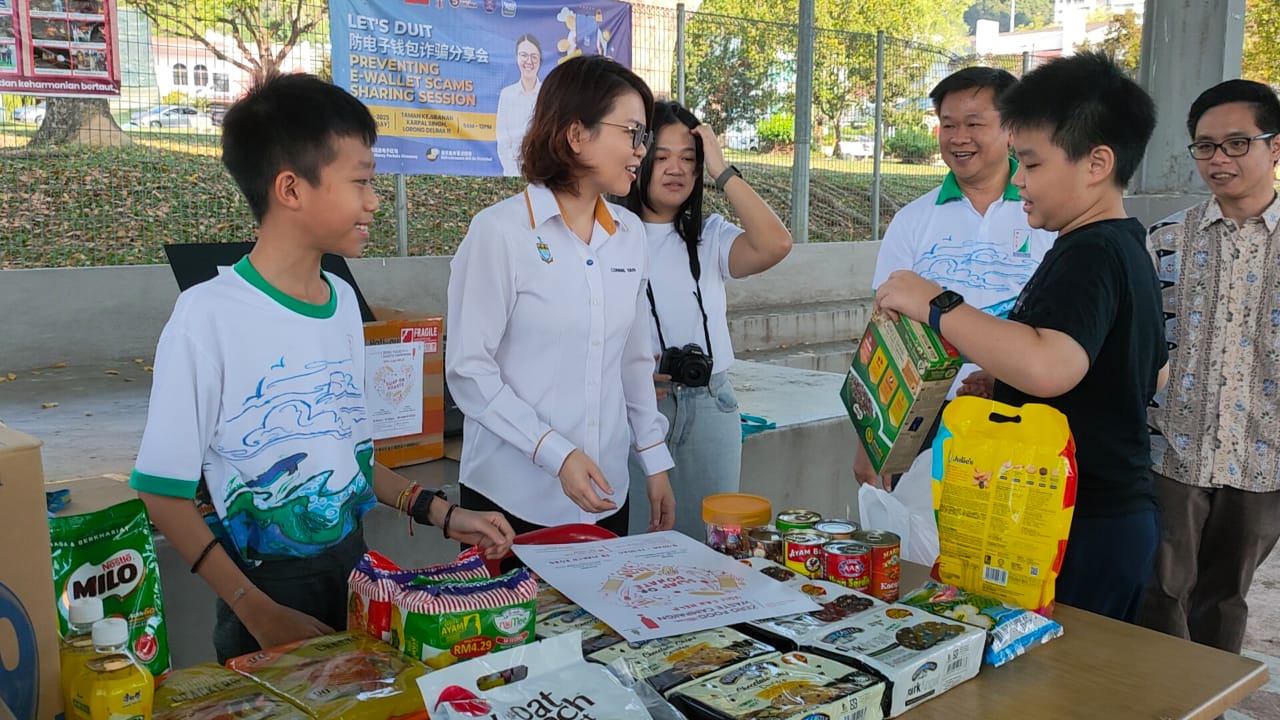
xmin=363 ymin=342 xmax=424 ymax=440
xmin=514 ymin=531 xmax=820 ymax=641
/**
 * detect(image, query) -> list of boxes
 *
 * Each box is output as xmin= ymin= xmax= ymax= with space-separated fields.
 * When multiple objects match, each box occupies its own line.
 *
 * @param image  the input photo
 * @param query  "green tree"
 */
xmin=962 ymin=0 xmax=1053 ymax=33
xmin=683 ymin=11 xmax=792 ymax=132
xmin=1078 ymin=11 xmax=1141 ymax=77
xmin=1243 ymin=0 xmax=1280 ymax=87
xmin=123 ymin=0 xmax=327 ymax=86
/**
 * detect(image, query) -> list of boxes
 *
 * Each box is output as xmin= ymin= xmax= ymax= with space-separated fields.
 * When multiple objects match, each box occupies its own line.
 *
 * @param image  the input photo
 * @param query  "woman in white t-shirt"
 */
xmin=621 ymin=101 xmax=792 ymax=539
xmin=494 ymin=34 xmax=542 ymax=176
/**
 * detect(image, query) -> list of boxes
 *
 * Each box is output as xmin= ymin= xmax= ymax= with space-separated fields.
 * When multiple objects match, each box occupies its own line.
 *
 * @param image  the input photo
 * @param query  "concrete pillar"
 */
xmin=1128 ymin=0 xmax=1246 ymax=223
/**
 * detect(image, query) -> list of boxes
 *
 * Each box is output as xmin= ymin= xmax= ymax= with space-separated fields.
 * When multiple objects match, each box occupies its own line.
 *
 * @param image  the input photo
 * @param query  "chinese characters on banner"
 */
xmin=0 ymin=0 xmax=121 ymax=97
xmin=328 ymin=0 xmax=633 ymax=176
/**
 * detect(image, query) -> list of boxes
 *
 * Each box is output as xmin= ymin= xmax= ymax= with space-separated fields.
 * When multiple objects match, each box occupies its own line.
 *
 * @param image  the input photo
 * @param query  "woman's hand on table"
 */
xmin=443 ymin=507 xmax=516 ymax=558
xmin=239 ymin=590 xmax=333 ymax=650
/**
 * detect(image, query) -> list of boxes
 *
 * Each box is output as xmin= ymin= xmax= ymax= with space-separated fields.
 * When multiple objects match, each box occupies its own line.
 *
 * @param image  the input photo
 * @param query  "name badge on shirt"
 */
xmin=536 ymin=237 xmax=553 ymax=264
xmin=1013 ymin=229 xmax=1032 ymax=257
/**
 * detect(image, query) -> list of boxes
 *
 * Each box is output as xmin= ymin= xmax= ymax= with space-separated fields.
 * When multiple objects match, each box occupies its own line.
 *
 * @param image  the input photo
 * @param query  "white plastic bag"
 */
xmin=857 ymin=450 xmax=940 ymax=566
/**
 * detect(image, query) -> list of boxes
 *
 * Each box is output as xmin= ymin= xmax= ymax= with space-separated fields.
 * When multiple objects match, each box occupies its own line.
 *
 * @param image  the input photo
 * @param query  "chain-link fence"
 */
xmin=1 ymin=1 xmax=1044 ymax=268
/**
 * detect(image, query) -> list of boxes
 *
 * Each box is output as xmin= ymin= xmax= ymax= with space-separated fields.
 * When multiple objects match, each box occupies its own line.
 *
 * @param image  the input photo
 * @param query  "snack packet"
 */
xmin=536 ymin=604 xmax=624 ymax=655
xmin=348 ymin=549 xmax=488 ymax=643
xmin=154 ymin=664 xmax=309 ymax=720
xmin=49 ymin=498 xmax=171 ymax=677
xmin=931 ymin=397 xmax=1077 ymax=614
xmin=900 ymin=581 xmax=1063 ymax=667
xmin=587 ymin=627 xmax=775 ymax=696
xmin=226 ymin=631 xmax=428 ymax=720
xmin=739 ymin=578 xmax=887 ymax=650
xmin=394 ymin=569 xmax=537 ymax=669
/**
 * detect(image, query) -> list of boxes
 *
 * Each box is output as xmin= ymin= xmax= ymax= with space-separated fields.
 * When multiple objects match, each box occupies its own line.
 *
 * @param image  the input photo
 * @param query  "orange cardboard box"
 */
xmin=0 ymin=422 xmax=63 ymax=720
xmin=364 ymin=309 xmax=445 ymax=467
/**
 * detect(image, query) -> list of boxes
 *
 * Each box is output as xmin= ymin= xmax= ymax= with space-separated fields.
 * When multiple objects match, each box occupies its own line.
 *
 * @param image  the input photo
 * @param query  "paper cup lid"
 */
xmin=702 ymin=493 xmax=772 ymax=527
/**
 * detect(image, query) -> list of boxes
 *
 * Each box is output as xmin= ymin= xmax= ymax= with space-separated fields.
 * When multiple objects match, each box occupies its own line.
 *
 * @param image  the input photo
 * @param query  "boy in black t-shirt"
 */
xmin=875 ymin=52 xmax=1169 ymax=623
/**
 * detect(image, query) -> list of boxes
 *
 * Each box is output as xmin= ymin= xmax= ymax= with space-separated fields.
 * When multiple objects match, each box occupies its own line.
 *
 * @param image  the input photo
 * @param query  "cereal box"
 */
xmin=840 ymin=311 xmax=962 ymax=475
xmin=803 ymin=603 xmax=984 ymax=717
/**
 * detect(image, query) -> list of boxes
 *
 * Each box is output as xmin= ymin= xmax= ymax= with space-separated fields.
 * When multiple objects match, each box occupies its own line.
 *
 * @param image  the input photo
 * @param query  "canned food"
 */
xmin=852 ymin=530 xmax=901 ymax=602
xmin=783 ymin=531 xmax=827 ymax=578
xmin=813 ymin=520 xmax=858 ymax=539
xmin=747 ymin=528 xmax=784 ymax=564
xmin=823 ymin=540 xmax=870 ymax=589
xmin=776 ymin=509 xmax=822 ymax=532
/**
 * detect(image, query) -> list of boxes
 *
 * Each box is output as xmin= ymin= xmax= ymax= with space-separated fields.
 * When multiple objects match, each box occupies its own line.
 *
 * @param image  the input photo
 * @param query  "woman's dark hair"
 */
xmin=622 ymin=101 xmax=705 ymax=250
xmin=514 ymin=33 xmax=541 ymax=54
xmin=520 ymin=55 xmax=654 ymax=194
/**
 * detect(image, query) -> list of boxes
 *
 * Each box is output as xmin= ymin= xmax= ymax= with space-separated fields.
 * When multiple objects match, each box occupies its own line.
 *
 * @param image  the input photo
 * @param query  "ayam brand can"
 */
xmin=783 ymin=531 xmax=827 ymax=578
xmin=747 ymin=527 xmax=784 ymax=564
xmin=776 ymin=509 xmax=822 ymax=533
xmin=823 ymin=540 xmax=871 ymax=589
xmin=813 ymin=520 xmax=858 ymax=540
xmin=852 ymin=529 xmax=901 ymax=602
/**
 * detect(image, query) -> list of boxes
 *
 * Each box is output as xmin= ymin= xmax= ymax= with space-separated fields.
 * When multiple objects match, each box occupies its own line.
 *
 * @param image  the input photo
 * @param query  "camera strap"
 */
xmin=645 ymin=236 xmax=713 ymax=360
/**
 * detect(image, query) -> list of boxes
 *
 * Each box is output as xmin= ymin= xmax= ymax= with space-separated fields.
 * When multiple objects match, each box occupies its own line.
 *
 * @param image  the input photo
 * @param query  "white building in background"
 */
xmin=1052 ymin=0 xmax=1143 ymax=24
xmin=150 ymin=33 xmax=324 ymax=103
xmin=972 ymin=12 xmax=1112 ymax=60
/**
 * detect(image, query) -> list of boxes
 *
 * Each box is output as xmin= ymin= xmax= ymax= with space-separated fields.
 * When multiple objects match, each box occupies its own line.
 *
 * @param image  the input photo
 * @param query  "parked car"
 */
xmin=724 ymin=125 xmax=760 ymax=152
xmin=12 ymin=101 xmax=47 ymax=125
xmin=836 ymin=137 xmax=874 ymax=159
xmin=130 ymin=104 xmax=210 ymax=129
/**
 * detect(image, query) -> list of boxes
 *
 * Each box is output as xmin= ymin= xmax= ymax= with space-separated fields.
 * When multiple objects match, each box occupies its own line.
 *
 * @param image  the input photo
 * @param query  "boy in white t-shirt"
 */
xmin=130 ymin=73 xmax=514 ymax=663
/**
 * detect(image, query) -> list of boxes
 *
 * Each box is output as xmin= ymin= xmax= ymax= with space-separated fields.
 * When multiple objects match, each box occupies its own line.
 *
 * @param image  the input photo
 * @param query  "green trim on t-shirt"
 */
xmin=233 ymin=256 xmax=337 ymax=319
xmin=129 ymin=469 xmax=198 ymax=499
xmin=936 ymin=157 xmax=1023 ymax=205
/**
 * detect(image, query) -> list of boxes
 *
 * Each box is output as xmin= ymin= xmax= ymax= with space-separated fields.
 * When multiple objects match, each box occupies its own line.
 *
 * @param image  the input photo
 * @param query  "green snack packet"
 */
xmin=392 ymin=569 xmax=537 ymax=671
xmin=50 ymin=498 xmax=171 ymax=677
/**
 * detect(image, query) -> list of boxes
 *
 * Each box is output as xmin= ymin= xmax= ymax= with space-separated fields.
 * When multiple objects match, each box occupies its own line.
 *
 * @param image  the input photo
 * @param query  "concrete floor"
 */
xmin=2 ymin=358 xmax=1277 ymax=718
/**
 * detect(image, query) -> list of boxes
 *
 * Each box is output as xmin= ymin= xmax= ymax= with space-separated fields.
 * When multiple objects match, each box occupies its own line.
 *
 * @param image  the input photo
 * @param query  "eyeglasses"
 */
xmin=1187 ymin=132 xmax=1278 ymax=160
xmin=517 ymin=51 xmax=540 ymax=63
xmin=599 ymin=121 xmax=654 ymax=151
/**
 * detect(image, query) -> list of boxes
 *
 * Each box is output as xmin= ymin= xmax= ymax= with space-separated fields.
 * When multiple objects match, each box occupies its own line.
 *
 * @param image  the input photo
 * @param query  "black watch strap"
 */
xmin=410 ymin=488 xmax=449 ymax=526
xmin=714 ymin=165 xmax=741 ymax=191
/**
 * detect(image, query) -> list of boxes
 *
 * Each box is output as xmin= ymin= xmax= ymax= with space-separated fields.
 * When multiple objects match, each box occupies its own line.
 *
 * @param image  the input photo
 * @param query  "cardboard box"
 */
xmin=46 ymin=473 xmax=137 ymax=519
xmin=0 ymin=423 xmax=62 ymax=720
xmin=840 ymin=311 xmax=962 ymax=475
xmin=364 ymin=308 xmax=445 ymax=467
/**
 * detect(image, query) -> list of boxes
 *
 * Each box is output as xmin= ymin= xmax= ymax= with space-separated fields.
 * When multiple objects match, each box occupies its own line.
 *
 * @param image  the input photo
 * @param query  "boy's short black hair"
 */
xmin=929 ymin=66 xmax=1017 ymax=115
xmin=221 ymin=73 xmax=378 ymax=223
xmin=998 ymin=51 xmax=1155 ymax=187
xmin=1186 ymin=79 xmax=1280 ymax=138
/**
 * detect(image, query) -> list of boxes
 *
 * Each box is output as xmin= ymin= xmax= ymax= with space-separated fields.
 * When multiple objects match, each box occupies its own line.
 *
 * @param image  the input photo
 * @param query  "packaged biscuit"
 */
xmin=841 ymin=310 xmax=963 ymax=475
xmin=803 ymin=604 xmax=984 ymax=717
xmin=348 ymin=549 xmax=488 ymax=644
xmin=740 ymin=579 xmax=887 ymax=650
xmin=226 ymin=631 xmax=428 ymax=720
xmin=536 ymin=604 xmax=625 ymax=655
xmin=49 ymin=498 xmax=171 ymax=677
xmin=931 ymin=397 xmax=1077 ymax=614
xmin=900 ymin=582 xmax=1063 ymax=667
xmin=668 ymin=651 xmax=885 ymax=720
xmin=154 ymin=664 xmax=309 ymax=720
xmin=535 ymin=580 xmax=575 ymax=616
xmin=586 ymin=627 xmax=775 ymax=696
xmin=394 ymin=568 xmax=538 ymax=669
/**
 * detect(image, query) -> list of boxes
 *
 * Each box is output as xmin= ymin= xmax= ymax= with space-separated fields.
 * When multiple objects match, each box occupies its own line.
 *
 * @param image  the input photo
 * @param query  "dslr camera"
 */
xmin=659 ymin=344 xmax=712 ymax=387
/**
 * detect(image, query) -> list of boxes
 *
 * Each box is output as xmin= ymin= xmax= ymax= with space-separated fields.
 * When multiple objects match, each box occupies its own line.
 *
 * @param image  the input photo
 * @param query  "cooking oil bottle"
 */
xmin=60 ymin=596 xmax=105 ymax=714
xmin=69 ymin=617 xmax=153 ymax=720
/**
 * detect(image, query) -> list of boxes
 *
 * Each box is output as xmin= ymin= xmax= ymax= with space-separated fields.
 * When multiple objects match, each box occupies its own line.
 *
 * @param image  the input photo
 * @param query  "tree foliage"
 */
xmin=1077 ymin=11 xmax=1141 ymax=77
xmin=124 ymin=0 xmax=327 ymax=86
xmin=1243 ymin=0 xmax=1280 ymax=87
xmin=962 ymin=0 xmax=1053 ymax=33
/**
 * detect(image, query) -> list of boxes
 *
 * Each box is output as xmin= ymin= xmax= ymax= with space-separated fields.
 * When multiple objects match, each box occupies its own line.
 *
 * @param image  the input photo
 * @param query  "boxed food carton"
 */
xmin=0 ymin=423 xmax=62 ymax=720
xmin=364 ymin=308 xmax=445 ymax=467
xmin=803 ymin=603 xmax=984 ymax=717
xmin=840 ymin=311 xmax=962 ymax=475
xmin=586 ymin=626 xmax=775 ymax=696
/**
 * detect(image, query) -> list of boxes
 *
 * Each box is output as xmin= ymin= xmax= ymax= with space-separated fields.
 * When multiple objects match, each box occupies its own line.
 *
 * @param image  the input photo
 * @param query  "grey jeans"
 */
xmin=628 ymin=371 xmax=742 ymax=539
xmin=1139 ymin=473 xmax=1280 ymax=653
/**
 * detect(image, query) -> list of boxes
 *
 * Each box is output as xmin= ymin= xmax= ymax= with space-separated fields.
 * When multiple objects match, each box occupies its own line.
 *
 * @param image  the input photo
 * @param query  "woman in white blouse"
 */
xmin=447 ymin=56 xmax=676 ymax=541
xmin=494 ymin=34 xmax=542 ymax=176
xmin=622 ymin=101 xmax=792 ymax=539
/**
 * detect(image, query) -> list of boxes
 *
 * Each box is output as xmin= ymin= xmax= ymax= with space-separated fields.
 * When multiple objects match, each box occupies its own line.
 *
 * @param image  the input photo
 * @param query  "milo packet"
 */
xmin=49 ymin=498 xmax=171 ymax=677
xmin=393 ymin=568 xmax=537 ymax=670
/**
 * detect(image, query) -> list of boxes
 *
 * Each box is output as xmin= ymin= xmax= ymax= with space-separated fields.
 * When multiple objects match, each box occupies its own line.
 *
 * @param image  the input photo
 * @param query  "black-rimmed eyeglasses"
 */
xmin=599 ymin=121 xmax=654 ymax=151
xmin=1187 ymin=132 xmax=1278 ymax=160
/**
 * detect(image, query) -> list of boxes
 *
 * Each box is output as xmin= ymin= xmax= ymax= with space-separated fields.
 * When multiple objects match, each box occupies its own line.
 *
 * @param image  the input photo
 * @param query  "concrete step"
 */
xmin=728 ymin=298 xmax=873 ymax=352
xmin=737 ymin=340 xmax=856 ymax=375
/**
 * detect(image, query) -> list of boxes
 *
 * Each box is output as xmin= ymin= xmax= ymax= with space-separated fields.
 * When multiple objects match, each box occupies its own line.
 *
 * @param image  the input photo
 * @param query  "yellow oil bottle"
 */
xmin=68 ymin=617 xmax=153 ymax=720
xmin=60 ymin=597 xmax=105 ymax=715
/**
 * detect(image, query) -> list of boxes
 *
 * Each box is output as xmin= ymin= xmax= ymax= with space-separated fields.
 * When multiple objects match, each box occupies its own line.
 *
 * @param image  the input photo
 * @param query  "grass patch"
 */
xmin=0 ymin=129 xmax=946 ymax=268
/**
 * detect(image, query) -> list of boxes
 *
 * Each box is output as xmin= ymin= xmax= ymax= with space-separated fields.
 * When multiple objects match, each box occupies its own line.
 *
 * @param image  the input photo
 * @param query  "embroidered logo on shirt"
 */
xmin=610 ymin=267 xmax=637 ymax=273
xmin=1013 ymin=229 xmax=1032 ymax=257
xmin=536 ymin=238 xmax=553 ymax=264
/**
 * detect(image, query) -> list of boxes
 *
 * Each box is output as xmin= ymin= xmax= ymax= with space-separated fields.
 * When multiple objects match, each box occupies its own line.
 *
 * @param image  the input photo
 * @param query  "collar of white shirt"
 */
xmin=523 ymin=182 xmax=620 ymax=235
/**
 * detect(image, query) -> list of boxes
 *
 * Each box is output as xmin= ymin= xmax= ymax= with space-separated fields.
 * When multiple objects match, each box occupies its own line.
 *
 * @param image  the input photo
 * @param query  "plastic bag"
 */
xmin=856 ymin=450 xmax=940 ymax=566
xmin=347 ymin=549 xmax=488 ymax=644
xmin=153 ymin=664 xmax=309 ymax=720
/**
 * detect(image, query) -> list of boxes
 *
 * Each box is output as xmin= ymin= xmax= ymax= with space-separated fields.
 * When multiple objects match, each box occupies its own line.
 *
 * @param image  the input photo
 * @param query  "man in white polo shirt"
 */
xmin=856 ymin=66 xmax=1055 ymax=487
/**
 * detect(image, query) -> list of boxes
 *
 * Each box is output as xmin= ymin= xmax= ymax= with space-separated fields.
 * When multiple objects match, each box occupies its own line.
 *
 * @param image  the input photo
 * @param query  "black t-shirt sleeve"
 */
xmin=1014 ymin=237 xmax=1120 ymax=365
